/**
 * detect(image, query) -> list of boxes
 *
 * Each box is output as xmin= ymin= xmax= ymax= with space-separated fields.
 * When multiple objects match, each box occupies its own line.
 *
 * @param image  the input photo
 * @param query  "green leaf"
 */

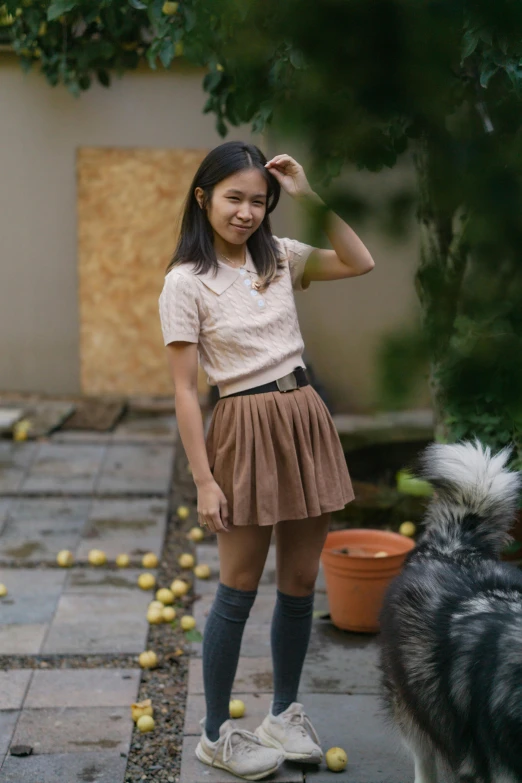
xmin=47 ymin=0 xmax=78 ymax=22
xmin=184 ymin=628 xmax=203 ymax=642
xmin=203 ymin=69 xmax=223 ymax=93
xmin=461 ymin=28 xmax=479 ymax=60
xmin=480 ymin=62 xmax=498 ymax=88
xmin=97 ymin=69 xmax=111 ymax=87
xmin=159 ymin=38 xmax=174 ymax=68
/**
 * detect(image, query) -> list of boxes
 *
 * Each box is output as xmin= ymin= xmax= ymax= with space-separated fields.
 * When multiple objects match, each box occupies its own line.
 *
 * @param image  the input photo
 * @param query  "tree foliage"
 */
xmin=3 ymin=1 xmax=522 ymax=464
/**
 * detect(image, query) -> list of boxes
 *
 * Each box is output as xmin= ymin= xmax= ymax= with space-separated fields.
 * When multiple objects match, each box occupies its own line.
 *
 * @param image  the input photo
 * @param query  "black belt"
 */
xmin=220 ymin=367 xmax=309 ymax=399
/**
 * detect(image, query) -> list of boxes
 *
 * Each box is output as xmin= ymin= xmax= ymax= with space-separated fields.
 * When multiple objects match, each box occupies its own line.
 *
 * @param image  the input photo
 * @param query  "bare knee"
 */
xmin=221 ymin=571 xmax=261 ymax=592
xmin=278 ymin=566 xmax=318 ymax=596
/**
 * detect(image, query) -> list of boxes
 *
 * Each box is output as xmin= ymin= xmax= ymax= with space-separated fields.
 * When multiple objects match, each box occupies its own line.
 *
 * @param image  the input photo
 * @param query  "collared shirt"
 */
xmin=158 ymin=236 xmax=314 ymax=397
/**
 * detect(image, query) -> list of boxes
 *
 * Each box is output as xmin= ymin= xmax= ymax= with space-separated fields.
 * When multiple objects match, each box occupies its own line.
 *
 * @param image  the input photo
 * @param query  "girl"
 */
xmin=159 ymin=141 xmax=374 ymax=781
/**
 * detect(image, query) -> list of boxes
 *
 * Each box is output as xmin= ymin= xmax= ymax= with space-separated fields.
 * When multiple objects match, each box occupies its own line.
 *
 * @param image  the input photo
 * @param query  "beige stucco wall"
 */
xmin=0 ymin=53 xmax=424 ymax=412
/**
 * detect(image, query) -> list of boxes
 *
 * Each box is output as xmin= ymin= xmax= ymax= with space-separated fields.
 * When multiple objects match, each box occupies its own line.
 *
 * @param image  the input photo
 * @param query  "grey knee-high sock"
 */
xmin=271 ymin=589 xmax=315 ymax=716
xmin=202 ymin=582 xmax=257 ymax=741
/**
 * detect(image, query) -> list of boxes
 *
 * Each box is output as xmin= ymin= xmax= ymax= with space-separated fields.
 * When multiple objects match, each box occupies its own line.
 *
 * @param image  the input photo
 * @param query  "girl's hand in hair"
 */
xmin=197 ymin=478 xmax=230 ymax=534
xmin=265 ymin=154 xmax=314 ymax=200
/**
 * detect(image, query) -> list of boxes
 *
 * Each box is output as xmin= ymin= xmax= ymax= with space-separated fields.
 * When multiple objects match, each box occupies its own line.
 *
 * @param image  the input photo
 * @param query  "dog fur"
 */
xmin=379 ymin=439 xmax=522 ymax=783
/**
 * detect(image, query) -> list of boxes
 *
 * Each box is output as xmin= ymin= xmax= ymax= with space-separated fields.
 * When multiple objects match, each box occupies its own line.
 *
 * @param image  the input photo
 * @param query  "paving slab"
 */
xmin=0 ymin=443 xmax=37 ymax=494
xmin=51 ymin=430 xmax=113 ymax=444
xmin=0 ymin=670 xmax=32 ymax=709
xmin=0 ymin=409 xmax=23 ymax=434
xmin=179 ymin=735 xmax=304 ymax=783
xmin=10 ymin=706 xmax=132 ymax=755
xmin=189 ymin=657 xmax=274 ymax=695
xmin=0 ymin=500 xmax=11 ymax=535
xmin=42 ymin=592 xmax=150 ymax=654
xmin=0 ymin=498 xmax=90 ymax=564
xmin=96 ymin=443 xmax=174 ymax=496
xmin=64 ymin=567 xmax=154 ymax=594
xmin=0 ymin=624 xmax=48 ymax=655
xmin=112 ymin=414 xmax=178 ymax=443
xmin=0 ymin=712 xmax=20 ymax=759
xmin=299 ymin=694 xmax=411 ymax=782
xmin=184 ymin=692 xmax=273 ymax=735
xmin=0 ymin=750 xmax=128 ymax=782
xmin=302 ymin=624 xmax=380 ymax=694
xmin=24 ymin=669 xmax=140 ymax=709
xmin=76 ymin=497 xmax=167 ymax=559
xmin=21 ymin=443 xmax=107 ymax=495
xmin=0 ymin=569 xmax=66 ymax=625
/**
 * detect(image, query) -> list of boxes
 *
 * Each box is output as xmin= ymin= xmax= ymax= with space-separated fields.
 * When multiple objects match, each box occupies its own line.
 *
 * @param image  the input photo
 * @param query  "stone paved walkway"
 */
xmin=181 ymin=545 xmax=412 ymax=782
xmin=0 ymin=413 xmax=176 ymax=782
xmin=1 ymin=407 xmax=414 ymax=782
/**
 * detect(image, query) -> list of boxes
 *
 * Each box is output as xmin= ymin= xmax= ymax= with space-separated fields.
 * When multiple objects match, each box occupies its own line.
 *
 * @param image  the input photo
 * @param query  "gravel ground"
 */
xmin=123 ymin=442 xmax=212 ymax=783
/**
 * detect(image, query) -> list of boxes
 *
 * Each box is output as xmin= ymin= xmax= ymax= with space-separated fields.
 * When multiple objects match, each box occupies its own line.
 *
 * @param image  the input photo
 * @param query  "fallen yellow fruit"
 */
xmin=138 ymin=573 xmax=156 ymax=590
xmin=56 ymin=550 xmax=74 ymax=567
xmin=180 ymin=615 xmax=196 ymax=631
xmin=170 ymin=579 xmax=189 ymax=597
xmin=399 ymin=521 xmax=417 ymax=537
xmin=374 ymin=551 xmax=388 ymax=558
xmin=325 ymin=746 xmax=348 ymax=772
xmin=88 ymin=549 xmax=107 ymax=566
xmin=142 ymin=552 xmax=158 ymax=569
xmin=115 ymin=553 xmax=130 ymax=568
xmin=229 ymin=699 xmax=245 ymax=718
xmin=162 ymin=1 xmax=179 ymax=13
xmin=177 ymin=505 xmax=190 ymax=520
xmin=148 ymin=600 xmax=164 ymax=612
xmin=138 ymin=650 xmax=158 ymax=669
xmin=178 ymin=553 xmax=195 ymax=569
xmin=147 ymin=608 xmax=164 ymax=624
xmin=156 ymin=588 xmax=174 ymax=605
xmin=188 ymin=526 xmax=204 ymax=542
xmin=131 ymin=699 xmax=153 ymax=722
xmin=162 ymin=606 xmax=176 ymax=622
xmin=0 ymin=584 xmax=7 ymax=598
xmin=193 ymin=564 xmax=211 ymax=580
xmin=137 ymin=714 xmax=155 ymax=733
xmin=13 ymin=419 xmax=31 ymax=441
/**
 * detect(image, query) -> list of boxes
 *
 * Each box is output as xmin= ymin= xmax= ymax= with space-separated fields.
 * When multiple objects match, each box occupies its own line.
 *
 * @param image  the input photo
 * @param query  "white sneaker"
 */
xmin=255 ymin=701 xmax=323 ymax=763
xmin=195 ymin=717 xmax=285 ymax=781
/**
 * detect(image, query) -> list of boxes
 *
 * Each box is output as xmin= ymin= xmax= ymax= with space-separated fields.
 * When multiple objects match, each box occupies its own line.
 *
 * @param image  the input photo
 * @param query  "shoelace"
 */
xmin=211 ymin=727 xmax=263 ymax=765
xmin=285 ymin=710 xmax=320 ymax=744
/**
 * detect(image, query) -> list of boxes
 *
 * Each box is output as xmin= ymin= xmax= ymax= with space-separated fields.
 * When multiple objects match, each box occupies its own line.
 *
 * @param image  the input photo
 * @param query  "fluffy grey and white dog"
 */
xmin=379 ymin=439 xmax=522 ymax=783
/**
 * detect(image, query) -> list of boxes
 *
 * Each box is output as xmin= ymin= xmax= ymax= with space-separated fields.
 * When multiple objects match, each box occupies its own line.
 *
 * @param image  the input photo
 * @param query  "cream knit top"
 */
xmin=158 ymin=236 xmax=314 ymax=397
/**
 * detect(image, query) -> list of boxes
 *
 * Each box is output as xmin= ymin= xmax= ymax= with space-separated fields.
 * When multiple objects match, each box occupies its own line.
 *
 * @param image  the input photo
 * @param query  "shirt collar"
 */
xmin=195 ymin=247 xmax=257 ymax=295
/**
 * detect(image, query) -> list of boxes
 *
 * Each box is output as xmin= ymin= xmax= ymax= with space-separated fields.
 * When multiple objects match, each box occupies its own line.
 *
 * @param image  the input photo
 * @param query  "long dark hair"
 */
xmin=166 ymin=141 xmax=283 ymax=289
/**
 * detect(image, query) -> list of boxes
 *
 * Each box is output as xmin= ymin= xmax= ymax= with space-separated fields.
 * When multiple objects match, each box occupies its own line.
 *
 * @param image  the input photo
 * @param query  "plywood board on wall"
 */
xmin=77 ymin=147 xmax=208 ymax=396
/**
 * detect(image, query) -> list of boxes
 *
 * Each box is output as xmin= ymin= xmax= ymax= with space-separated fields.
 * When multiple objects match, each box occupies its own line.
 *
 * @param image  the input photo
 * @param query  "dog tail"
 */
xmin=417 ymin=439 xmax=521 ymax=553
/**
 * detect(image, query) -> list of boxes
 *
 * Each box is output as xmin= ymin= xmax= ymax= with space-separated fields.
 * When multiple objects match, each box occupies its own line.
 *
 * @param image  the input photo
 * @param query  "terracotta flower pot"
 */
xmin=321 ymin=529 xmax=415 ymax=633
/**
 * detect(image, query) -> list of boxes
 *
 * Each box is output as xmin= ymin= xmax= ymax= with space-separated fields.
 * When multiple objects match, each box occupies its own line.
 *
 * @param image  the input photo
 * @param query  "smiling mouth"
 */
xmin=231 ymin=224 xmax=252 ymax=230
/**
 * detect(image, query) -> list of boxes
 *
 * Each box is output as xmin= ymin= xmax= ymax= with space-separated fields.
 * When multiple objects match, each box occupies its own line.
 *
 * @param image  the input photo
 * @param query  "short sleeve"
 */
xmin=274 ymin=236 xmax=315 ymax=291
xmin=158 ymin=270 xmax=200 ymax=345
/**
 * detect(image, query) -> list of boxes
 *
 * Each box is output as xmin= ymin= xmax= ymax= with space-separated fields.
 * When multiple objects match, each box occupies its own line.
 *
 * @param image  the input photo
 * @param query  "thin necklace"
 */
xmin=219 ymin=252 xmax=261 ymax=289
xmin=218 ymin=252 xmax=245 ymax=269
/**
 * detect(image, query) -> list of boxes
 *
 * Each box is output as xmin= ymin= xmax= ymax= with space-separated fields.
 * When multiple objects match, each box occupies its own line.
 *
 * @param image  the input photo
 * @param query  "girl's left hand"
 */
xmin=265 ymin=154 xmax=313 ymax=199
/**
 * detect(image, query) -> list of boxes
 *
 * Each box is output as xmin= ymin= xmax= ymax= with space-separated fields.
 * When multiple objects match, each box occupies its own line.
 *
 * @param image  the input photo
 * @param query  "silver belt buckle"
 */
xmin=276 ymin=371 xmax=298 ymax=393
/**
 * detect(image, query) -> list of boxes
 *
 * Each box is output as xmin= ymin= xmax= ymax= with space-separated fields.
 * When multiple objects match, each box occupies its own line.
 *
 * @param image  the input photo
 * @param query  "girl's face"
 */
xmin=196 ymin=168 xmax=268 ymax=247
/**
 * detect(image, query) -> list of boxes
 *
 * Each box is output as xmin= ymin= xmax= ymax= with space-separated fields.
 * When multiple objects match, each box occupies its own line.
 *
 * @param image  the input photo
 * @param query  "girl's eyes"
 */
xmin=227 ymin=197 xmax=265 ymax=206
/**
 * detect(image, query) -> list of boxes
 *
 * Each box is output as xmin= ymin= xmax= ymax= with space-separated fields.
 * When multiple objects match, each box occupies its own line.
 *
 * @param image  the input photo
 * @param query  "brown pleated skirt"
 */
xmin=206 ymin=384 xmax=354 ymax=527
